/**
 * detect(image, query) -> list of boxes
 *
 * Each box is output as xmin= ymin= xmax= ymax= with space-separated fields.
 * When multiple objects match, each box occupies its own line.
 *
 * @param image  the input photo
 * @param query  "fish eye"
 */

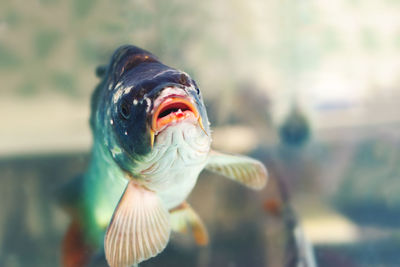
xmin=120 ymin=101 xmax=130 ymax=119
xmin=191 ymin=80 xmax=200 ymax=95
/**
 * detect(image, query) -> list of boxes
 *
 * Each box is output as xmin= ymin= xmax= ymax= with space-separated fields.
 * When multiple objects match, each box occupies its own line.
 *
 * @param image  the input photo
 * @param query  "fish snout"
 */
xmin=149 ymin=87 xmax=207 ymax=147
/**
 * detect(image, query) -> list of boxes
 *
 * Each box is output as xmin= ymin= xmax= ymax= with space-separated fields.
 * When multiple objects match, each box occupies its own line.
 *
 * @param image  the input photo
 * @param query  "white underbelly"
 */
xmin=133 ymin=121 xmax=211 ymax=209
xmin=152 ymin=163 xmax=205 ymax=209
xmin=140 ymin=145 xmax=208 ymax=209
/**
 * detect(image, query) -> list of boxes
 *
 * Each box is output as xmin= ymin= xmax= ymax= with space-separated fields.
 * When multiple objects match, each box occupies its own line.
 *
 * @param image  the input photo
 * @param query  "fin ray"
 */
xmin=206 ymin=150 xmax=268 ymax=190
xmin=170 ymin=202 xmax=209 ymax=246
xmin=104 ymin=181 xmax=171 ymax=267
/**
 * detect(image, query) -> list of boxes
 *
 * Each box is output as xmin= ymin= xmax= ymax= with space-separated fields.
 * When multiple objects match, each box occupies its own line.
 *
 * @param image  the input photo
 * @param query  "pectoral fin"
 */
xmin=205 ymin=150 xmax=268 ymax=190
xmin=104 ymin=181 xmax=171 ymax=267
xmin=170 ymin=202 xmax=209 ymax=246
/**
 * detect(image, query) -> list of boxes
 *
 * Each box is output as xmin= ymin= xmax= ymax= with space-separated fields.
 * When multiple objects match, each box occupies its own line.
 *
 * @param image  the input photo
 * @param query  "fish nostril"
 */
xmin=120 ymin=102 xmax=131 ymax=119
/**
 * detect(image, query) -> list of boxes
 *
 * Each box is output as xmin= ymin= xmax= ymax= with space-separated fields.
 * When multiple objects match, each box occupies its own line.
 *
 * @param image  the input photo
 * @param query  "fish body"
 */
xmin=62 ymin=45 xmax=268 ymax=267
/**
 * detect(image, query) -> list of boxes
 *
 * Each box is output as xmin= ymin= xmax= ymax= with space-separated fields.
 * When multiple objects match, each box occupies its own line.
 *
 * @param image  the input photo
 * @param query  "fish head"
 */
xmin=100 ymin=46 xmax=211 ymax=173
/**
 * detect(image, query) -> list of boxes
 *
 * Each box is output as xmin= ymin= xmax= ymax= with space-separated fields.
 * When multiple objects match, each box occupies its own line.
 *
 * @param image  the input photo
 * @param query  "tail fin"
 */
xmin=57 ymin=176 xmax=93 ymax=266
xmin=62 ymin=220 xmax=93 ymax=267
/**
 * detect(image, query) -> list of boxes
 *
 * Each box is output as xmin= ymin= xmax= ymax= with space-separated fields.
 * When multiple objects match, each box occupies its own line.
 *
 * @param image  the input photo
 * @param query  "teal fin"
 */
xmin=170 ymin=202 xmax=209 ymax=246
xmin=104 ymin=181 xmax=171 ymax=267
xmin=205 ymin=150 xmax=268 ymax=190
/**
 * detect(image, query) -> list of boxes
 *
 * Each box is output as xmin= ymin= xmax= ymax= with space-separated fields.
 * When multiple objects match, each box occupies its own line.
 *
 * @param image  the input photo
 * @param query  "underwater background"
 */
xmin=2 ymin=0 xmax=400 ymax=266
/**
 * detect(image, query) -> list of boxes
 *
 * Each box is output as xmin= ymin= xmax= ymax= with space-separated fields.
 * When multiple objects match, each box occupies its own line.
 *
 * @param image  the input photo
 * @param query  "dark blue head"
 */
xmin=91 ymin=45 xmax=211 ymax=172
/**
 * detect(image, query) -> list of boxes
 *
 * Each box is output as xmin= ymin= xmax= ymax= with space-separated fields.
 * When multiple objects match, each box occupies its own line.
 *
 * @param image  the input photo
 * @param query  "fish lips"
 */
xmin=151 ymin=92 xmax=199 ymax=134
xmin=149 ymin=87 xmax=207 ymax=148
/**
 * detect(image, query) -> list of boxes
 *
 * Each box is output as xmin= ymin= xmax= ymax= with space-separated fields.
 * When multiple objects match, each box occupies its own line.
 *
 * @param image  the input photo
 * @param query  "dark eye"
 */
xmin=192 ymin=80 xmax=200 ymax=95
xmin=120 ymin=101 xmax=130 ymax=119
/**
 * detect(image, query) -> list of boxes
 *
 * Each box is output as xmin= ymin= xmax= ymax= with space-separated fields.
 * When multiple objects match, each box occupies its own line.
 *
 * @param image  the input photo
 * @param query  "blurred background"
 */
xmin=2 ymin=0 xmax=400 ymax=266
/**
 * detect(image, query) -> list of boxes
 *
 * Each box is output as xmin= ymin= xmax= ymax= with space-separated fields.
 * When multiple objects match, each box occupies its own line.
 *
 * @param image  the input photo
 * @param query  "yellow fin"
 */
xmin=205 ymin=150 xmax=268 ymax=190
xmin=170 ymin=202 xmax=209 ymax=246
xmin=104 ymin=181 xmax=171 ymax=267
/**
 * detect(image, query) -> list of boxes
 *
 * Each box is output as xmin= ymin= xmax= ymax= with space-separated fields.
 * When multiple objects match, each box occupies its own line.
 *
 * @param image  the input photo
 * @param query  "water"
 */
xmin=3 ymin=125 xmax=400 ymax=267
xmin=3 ymin=0 xmax=400 ymax=266
xmin=0 ymin=152 xmax=310 ymax=266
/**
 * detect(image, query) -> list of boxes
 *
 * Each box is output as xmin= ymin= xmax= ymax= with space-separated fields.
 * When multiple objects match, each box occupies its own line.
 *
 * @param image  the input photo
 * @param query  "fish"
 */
xmin=60 ymin=45 xmax=268 ymax=267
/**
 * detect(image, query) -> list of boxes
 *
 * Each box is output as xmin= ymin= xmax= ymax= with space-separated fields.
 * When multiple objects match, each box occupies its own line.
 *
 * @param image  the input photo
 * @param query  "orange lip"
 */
xmin=152 ymin=96 xmax=199 ymax=133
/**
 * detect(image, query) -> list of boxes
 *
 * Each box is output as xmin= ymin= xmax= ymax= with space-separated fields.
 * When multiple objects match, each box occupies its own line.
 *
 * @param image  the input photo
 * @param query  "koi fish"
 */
xmin=60 ymin=45 xmax=268 ymax=267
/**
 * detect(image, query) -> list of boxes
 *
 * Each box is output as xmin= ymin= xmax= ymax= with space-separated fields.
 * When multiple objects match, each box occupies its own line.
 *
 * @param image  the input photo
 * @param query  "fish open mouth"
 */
xmin=152 ymin=96 xmax=198 ymax=133
xmin=150 ymin=95 xmax=207 ymax=148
